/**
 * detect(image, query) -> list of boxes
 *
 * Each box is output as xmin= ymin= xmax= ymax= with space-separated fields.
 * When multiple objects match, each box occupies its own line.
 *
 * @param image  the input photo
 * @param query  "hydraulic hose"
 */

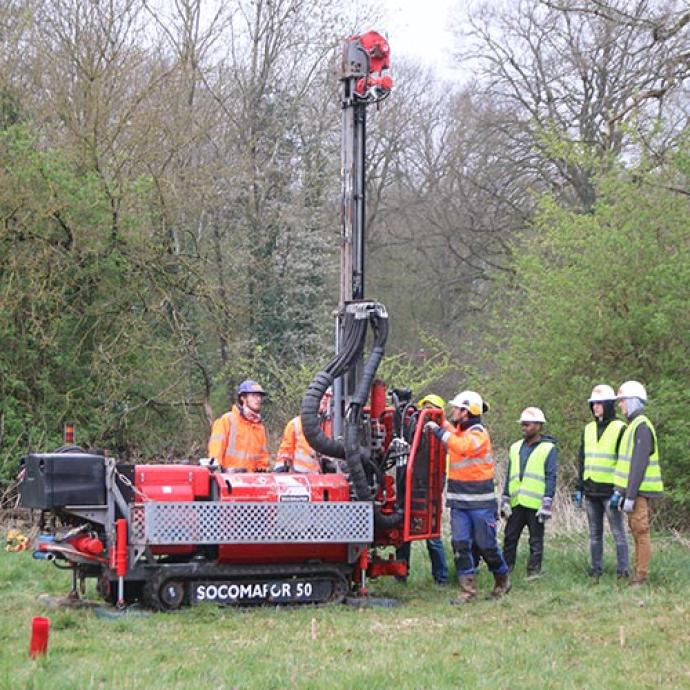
xmin=301 ymin=302 xmax=401 ymax=527
xmin=343 ymin=312 xmax=402 ymax=528
xmin=301 ymin=311 xmax=368 ymax=459
xmin=301 ymin=372 xmax=345 ymax=459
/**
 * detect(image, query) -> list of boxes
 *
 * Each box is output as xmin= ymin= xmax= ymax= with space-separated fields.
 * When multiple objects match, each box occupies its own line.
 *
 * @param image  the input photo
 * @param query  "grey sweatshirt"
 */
xmin=625 ymin=411 xmax=660 ymax=500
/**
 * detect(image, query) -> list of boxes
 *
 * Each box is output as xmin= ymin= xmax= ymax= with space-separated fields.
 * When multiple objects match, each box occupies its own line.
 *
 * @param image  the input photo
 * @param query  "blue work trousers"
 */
xmin=396 ymin=538 xmax=449 ymax=583
xmin=450 ymin=506 xmax=508 ymax=577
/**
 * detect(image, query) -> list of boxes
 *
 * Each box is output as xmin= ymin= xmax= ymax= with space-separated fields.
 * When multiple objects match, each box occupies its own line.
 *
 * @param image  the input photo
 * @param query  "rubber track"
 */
xmin=140 ymin=562 xmax=352 ymax=611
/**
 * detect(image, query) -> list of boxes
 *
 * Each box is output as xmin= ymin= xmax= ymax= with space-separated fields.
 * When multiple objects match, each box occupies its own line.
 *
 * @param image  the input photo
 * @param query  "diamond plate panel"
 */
xmin=133 ymin=501 xmax=373 ymax=545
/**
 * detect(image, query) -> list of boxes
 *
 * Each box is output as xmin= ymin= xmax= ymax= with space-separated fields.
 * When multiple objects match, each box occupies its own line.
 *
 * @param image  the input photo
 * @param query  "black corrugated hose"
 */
xmin=301 ymin=304 xmax=402 ymax=528
xmin=300 ymin=310 xmax=367 ymax=459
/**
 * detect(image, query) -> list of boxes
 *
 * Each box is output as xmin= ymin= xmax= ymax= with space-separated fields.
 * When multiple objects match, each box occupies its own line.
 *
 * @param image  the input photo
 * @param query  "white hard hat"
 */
xmin=617 ymin=380 xmax=647 ymax=402
xmin=448 ymin=390 xmax=488 ymax=416
xmin=519 ymin=407 xmax=546 ymax=424
xmin=588 ymin=384 xmax=616 ymax=403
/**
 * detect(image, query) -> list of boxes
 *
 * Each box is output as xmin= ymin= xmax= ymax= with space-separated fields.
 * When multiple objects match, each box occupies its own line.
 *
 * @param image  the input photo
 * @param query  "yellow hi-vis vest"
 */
xmin=583 ymin=419 xmax=626 ymax=484
xmin=508 ymin=440 xmax=554 ymax=510
xmin=613 ymin=415 xmax=663 ymax=494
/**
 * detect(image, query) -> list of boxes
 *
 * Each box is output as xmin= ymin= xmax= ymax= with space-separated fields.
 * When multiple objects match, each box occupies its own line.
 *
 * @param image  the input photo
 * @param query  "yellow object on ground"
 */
xmin=5 ymin=528 xmax=29 ymax=552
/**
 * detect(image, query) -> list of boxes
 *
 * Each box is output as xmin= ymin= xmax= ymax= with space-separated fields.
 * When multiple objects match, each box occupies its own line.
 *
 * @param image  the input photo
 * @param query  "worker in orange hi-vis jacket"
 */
xmin=275 ymin=389 xmax=333 ymax=473
xmin=207 ymin=380 xmax=270 ymax=473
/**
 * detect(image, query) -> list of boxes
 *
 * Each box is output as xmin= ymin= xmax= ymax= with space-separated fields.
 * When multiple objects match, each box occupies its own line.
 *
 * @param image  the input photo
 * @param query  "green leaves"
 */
xmin=0 ymin=126 xmax=206 ymax=477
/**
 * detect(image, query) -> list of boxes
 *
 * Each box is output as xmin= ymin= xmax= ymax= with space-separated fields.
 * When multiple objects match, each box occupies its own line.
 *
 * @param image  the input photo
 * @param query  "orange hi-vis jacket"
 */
xmin=445 ymin=422 xmax=497 ymax=510
xmin=207 ymin=405 xmax=269 ymax=472
xmin=277 ymin=416 xmax=332 ymax=473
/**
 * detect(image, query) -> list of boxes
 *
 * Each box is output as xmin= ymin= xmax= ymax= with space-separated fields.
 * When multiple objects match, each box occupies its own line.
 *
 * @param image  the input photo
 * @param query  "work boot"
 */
xmin=491 ymin=572 xmax=512 ymax=599
xmin=450 ymin=575 xmax=477 ymax=605
xmin=629 ymin=575 xmax=647 ymax=587
xmin=587 ymin=567 xmax=602 ymax=584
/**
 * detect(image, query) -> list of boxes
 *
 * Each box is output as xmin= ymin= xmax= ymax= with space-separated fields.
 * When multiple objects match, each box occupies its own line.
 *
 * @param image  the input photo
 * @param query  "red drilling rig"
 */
xmin=19 ymin=32 xmax=446 ymax=610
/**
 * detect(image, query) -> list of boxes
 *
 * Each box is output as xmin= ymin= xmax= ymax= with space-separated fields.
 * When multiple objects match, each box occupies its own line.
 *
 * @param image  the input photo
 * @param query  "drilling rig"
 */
xmin=18 ymin=32 xmax=446 ymax=610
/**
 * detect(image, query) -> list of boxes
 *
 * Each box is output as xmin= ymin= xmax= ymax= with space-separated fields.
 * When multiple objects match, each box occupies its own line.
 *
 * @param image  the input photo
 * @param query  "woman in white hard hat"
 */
xmin=576 ymin=385 xmax=629 ymax=580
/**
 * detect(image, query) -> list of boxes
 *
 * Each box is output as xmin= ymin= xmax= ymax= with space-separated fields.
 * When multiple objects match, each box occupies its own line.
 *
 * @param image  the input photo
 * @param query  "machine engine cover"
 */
xmin=20 ymin=453 xmax=106 ymax=509
xmin=135 ymin=464 xmax=210 ymax=501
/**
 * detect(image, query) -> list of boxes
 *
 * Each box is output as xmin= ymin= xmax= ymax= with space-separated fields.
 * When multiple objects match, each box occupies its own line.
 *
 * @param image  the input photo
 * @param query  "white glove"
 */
xmin=536 ymin=497 xmax=553 ymax=523
xmin=623 ymin=498 xmax=635 ymax=513
xmin=500 ymin=498 xmax=512 ymax=519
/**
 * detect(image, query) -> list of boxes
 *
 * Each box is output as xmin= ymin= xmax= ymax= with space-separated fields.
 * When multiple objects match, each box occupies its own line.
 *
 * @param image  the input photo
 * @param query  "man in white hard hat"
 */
xmin=425 ymin=391 xmax=510 ymax=603
xmin=610 ymin=381 xmax=663 ymax=586
xmin=576 ymin=385 xmax=629 ymax=580
xmin=501 ymin=407 xmax=558 ymax=579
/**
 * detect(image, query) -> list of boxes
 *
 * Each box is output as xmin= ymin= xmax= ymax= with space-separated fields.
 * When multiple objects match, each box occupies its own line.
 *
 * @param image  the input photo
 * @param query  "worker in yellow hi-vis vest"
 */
xmin=610 ymin=380 xmax=663 ymax=586
xmin=575 ymin=384 xmax=629 ymax=580
xmin=501 ymin=407 xmax=558 ymax=580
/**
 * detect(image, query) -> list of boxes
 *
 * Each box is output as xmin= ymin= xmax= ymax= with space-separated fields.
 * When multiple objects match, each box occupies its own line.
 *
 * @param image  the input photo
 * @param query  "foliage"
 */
xmin=480 ymin=147 xmax=690 ymax=513
xmin=1 ymin=0 xmax=688 ymax=525
xmin=0 ymin=126 xmax=208 ymax=478
xmin=1 ymin=532 xmax=689 ymax=689
xmin=377 ymin=332 xmax=467 ymax=404
xmin=0 ymin=0 xmax=362 ymax=487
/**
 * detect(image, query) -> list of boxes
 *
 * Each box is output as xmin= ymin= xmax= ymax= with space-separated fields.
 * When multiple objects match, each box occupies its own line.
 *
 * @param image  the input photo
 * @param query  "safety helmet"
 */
xmin=417 ymin=394 xmax=446 ymax=410
xmin=519 ymin=407 xmax=546 ymax=424
xmin=617 ymin=380 xmax=647 ymax=402
xmin=448 ymin=391 xmax=488 ymax=416
xmin=237 ymin=379 xmax=266 ymax=397
xmin=588 ymin=384 xmax=616 ymax=403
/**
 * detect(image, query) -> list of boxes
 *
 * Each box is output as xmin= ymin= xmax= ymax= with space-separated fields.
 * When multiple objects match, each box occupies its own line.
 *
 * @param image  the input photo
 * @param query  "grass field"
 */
xmin=1 ymin=528 xmax=689 ymax=690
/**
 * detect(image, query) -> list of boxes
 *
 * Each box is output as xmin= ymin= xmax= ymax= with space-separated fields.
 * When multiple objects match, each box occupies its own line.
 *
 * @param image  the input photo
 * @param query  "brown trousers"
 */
xmin=628 ymin=496 xmax=652 ymax=579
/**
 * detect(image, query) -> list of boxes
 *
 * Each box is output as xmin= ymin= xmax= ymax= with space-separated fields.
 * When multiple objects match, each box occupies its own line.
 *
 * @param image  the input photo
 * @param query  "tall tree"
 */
xmin=460 ymin=0 xmax=690 ymax=209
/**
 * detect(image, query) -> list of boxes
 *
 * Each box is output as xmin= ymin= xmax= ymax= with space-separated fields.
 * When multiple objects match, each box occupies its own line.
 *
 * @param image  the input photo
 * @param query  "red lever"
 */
xmin=115 ymin=519 xmax=128 ymax=577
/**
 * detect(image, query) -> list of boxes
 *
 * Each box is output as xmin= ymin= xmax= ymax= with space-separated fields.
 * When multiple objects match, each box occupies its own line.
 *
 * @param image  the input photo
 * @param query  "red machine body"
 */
xmin=135 ymin=464 xmax=211 ymax=501
xmin=135 ymin=464 xmax=211 ymax=556
xmin=134 ymin=467 xmax=353 ymax=566
xmin=214 ymin=472 xmax=350 ymax=504
xmin=215 ymin=473 xmax=351 ymax=564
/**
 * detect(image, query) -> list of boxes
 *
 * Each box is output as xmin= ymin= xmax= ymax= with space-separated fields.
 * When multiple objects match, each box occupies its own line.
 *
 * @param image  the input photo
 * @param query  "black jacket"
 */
xmin=577 ymin=403 xmax=625 ymax=498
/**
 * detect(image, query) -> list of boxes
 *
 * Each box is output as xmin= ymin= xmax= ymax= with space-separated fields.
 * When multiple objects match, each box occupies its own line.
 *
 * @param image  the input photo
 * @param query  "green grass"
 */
xmin=1 ymin=532 xmax=689 ymax=690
